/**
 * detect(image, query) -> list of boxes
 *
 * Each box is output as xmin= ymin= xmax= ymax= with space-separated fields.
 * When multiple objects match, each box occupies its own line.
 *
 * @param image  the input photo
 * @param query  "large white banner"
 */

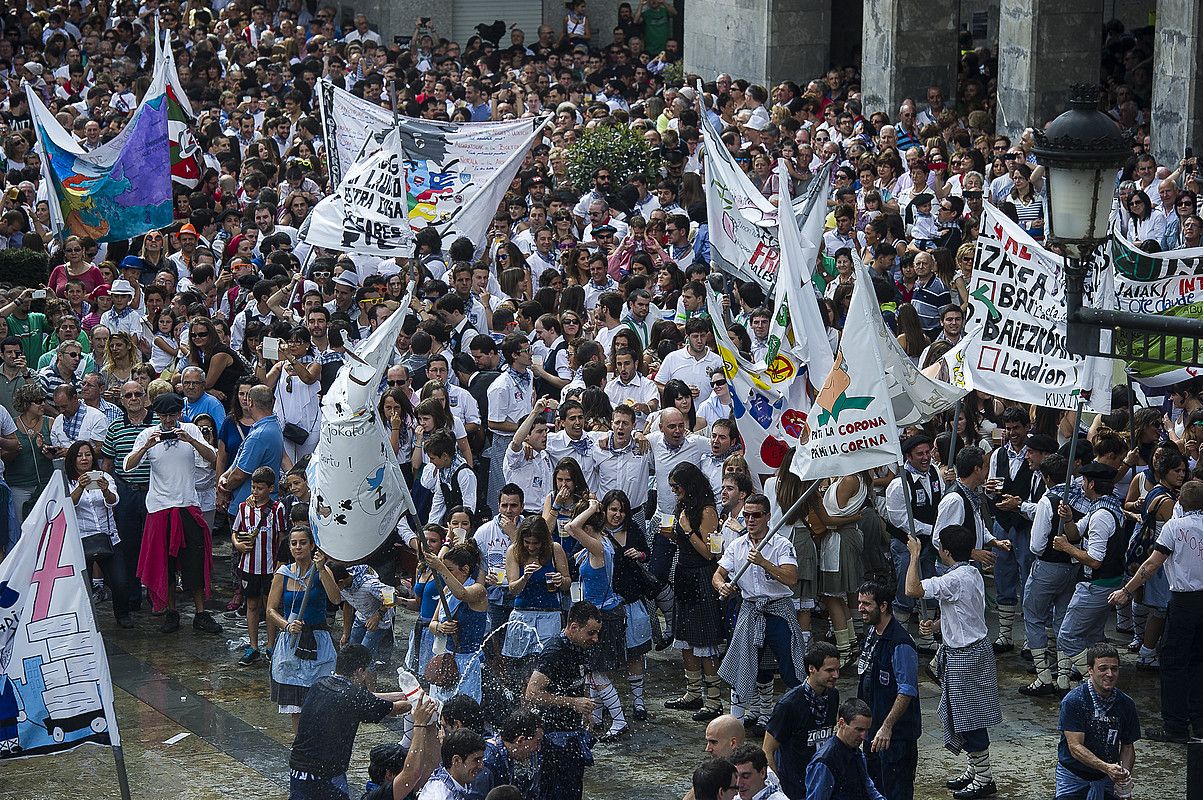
xmin=1107 ymin=233 xmax=1203 ymax=387
xmin=310 ymin=285 xmax=417 ymax=562
xmin=957 ymin=205 xmax=1113 ymax=412
xmin=698 ymin=100 xmax=827 ymax=291
xmin=301 ymin=129 xmax=416 ymax=257
xmin=317 ymin=80 xmax=549 ymax=247
xmin=0 ymin=478 xmax=121 ymax=759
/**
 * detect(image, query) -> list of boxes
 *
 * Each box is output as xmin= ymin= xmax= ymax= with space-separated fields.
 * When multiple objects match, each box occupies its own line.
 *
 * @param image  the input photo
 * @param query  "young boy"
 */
xmin=231 ymin=466 xmax=287 ymax=666
xmin=333 ymin=563 xmax=396 ymax=677
xmin=421 ymin=429 xmax=477 ymax=526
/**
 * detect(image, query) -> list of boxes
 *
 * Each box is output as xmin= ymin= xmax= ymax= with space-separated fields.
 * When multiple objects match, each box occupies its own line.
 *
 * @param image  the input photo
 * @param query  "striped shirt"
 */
xmin=910 ymin=275 xmax=950 ymax=333
xmin=101 ymin=411 xmax=157 ymax=486
xmin=233 ymin=499 xmax=287 ymax=575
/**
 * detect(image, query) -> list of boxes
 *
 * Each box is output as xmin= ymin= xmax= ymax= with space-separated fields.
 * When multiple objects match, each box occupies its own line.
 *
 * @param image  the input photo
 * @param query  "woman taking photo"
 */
xmin=425 ymin=541 xmax=489 ymax=703
xmin=264 ymin=325 xmax=321 ymax=466
xmin=662 ymin=462 xmax=724 ymax=722
xmin=266 ymin=526 xmax=341 ymax=733
xmin=503 ymin=516 xmax=571 ymax=666
xmin=65 ymin=440 xmax=131 ymax=627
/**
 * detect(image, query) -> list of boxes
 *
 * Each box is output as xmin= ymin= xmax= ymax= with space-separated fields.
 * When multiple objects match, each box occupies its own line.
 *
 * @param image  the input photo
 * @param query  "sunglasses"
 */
xmin=122 ymin=391 xmax=144 ymax=398
xmin=388 ymin=379 xmax=408 ymax=386
xmin=711 ymin=379 xmax=727 ymax=388
xmin=743 ymin=510 xmax=766 ymax=519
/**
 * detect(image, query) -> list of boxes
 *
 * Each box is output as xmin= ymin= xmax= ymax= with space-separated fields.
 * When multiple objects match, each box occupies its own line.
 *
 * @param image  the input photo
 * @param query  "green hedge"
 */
xmin=0 ymin=248 xmax=50 ymax=289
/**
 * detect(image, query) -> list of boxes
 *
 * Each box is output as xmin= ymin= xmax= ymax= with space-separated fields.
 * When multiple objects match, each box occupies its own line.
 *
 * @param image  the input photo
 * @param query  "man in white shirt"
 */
xmin=545 ymin=398 xmax=600 ymax=490
xmin=475 ymin=486 xmax=524 ymax=636
xmin=417 ymin=729 xmax=487 ymax=800
xmin=593 ymin=293 xmax=627 ymax=359
xmin=503 ymin=400 xmax=556 ymax=514
xmin=123 ymin=392 xmax=221 ymax=635
xmin=699 ymin=420 xmax=740 ymax=499
xmin=525 ymin=227 xmax=559 ymax=286
xmin=605 ymin=347 xmax=659 ymax=426
xmin=486 ymin=335 xmax=536 ymax=510
xmin=884 ymin=434 xmax=945 ymax=650
xmin=49 ymin=383 xmax=109 ymax=451
xmin=343 ymin=14 xmax=383 ymax=45
xmin=932 ymin=446 xmax=1009 ymax=564
xmin=531 ymin=315 xmax=572 ymax=399
xmin=656 ymin=318 xmax=723 ymax=404
xmin=593 ymin=405 xmax=652 ymax=530
xmin=426 ymin=355 xmax=480 ymax=439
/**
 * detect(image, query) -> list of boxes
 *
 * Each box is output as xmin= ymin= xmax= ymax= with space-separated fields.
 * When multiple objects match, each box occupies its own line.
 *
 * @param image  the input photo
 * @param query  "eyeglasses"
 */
xmin=122 ymin=391 xmax=144 ymax=398
xmin=388 ymin=378 xmax=408 ymax=386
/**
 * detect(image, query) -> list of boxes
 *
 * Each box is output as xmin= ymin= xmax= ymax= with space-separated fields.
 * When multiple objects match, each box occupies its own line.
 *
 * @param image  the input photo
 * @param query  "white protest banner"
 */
xmin=1107 ymin=232 xmax=1203 ymax=387
xmin=766 ymin=160 xmax=835 ymax=383
xmin=698 ymin=97 xmax=828 ymax=291
xmin=1 ymin=478 xmax=121 ymax=759
xmin=790 ymin=263 xmax=903 ymax=481
xmin=310 ymin=284 xmax=417 ymax=562
xmin=706 ymin=290 xmax=809 ymax=473
xmin=961 ymin=204 xmax=1112 ymax=412
xmin=301 ymin=129 xmax=416 ymax=257
xmin=317 ymin=79 xmax=549 ymax=246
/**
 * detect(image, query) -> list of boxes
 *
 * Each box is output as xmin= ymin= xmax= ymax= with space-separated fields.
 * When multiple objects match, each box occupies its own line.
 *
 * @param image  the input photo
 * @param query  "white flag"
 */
xmin=301 ymin=129 xmax=416 ymax=257
xmin=960 ymin=205 xmax=1112 ymax=412
xmin=767 ymin=160 xmax=835 ymax=383
xmin=310 ymin=285 xmax=417 ymax=562
xmin=0 ymin=478 xmax=121 ymax=759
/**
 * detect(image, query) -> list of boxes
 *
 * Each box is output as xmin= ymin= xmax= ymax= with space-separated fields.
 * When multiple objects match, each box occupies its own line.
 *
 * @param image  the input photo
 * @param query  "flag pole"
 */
xmin=1054 ymin=396 xmax=1088 ymax=542
xmin=897 ymin=460 xmax=932 ymax=623
xmin=946 ymin=399 xmax=961 ymax=468
xmin=726 ymin=478 xmax=822 ymax=588
xmin=112 ymin=744 xmax=134 ymax=800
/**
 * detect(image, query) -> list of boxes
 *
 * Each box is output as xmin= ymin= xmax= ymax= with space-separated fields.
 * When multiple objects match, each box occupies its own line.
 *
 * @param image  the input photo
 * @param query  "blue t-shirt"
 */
xmin=183 ymin=391 xmax=227 ymax=429
xmin=1057 ymin=683 xmax=1140 ymax=781
xmin=230 ymin=414 xmax=284 ymax=511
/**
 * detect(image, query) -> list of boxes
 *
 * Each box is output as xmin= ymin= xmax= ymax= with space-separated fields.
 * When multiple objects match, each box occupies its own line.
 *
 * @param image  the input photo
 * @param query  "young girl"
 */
xmin=150 ymin=308 xmax=179 ymax=375
xmin=426 ymin=542 xmax=489 ymax=702
xmin=503 ymin=517 xmax=570 ymax=665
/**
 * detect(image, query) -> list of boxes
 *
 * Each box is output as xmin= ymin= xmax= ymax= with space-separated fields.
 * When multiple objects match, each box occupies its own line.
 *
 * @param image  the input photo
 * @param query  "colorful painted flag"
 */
xmin=0 ymin=478 xmax=122 ymax=760
xmin=158 ymin=30 xmax=201 ymax=189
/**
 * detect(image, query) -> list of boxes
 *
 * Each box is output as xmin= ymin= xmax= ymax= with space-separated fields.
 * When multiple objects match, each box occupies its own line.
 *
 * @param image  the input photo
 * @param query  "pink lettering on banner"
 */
xmin=29 ymin=508 xmax=74 ymax=623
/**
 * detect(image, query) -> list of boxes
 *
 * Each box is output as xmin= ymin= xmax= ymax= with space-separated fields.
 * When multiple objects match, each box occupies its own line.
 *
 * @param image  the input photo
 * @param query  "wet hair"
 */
xmin=441 ymin=728 xmax=487 ymax=768
xmin=442 ymin=694 xmax=486 ymax=732
xmin=334 ymin=643 xmax=372 ymax=675
xmin=1086 ymin=643 xmax=1119 ymax=667
xmin=838 ymin=697 xmax=872 ymax=724
xmin=938 ymin=524 xmax=974 ymax=561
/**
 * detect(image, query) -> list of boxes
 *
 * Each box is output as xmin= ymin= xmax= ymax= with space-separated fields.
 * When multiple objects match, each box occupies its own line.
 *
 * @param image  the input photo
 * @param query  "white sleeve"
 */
xmin=932 ymin=494 xmax=963 ymax=552
xmin=1029 ymin=497 xmax=1054 ymax=555
xmin=458 ymin=469 xmax=478 ymax=513
xmin=460 ymin=391 xmax=481 ymax=426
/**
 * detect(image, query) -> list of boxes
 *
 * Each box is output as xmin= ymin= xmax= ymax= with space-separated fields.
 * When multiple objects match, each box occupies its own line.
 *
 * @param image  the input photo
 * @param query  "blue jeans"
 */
xmin=992 ymin=523 xmax=1032 ymax=605
xmin=891 ymin=537 xmax=936 ymax=614
xmin=348 ymin=620 xmax=391 ymax=668
xmin=762 ymin=614 xmax=800 ymax=687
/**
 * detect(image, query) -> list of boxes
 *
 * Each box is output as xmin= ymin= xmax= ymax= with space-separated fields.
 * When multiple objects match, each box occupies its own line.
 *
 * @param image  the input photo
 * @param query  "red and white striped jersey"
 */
xmin=233 ymin=499 xmax=287 ymax=575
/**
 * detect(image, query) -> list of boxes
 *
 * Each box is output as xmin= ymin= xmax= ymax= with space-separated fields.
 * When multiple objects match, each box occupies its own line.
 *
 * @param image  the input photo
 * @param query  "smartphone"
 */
xmin=31 ymin=289 xmax=46 ymax=300
xmin=159 ymin=430 xmax=178 ymax=441
xmin=87 ymin=470 xmax=106 ymax=484
xmin=262 ymin=336 xmax=281 ymax=360
xmin=394 ymin=35 xmax=411 ymax=48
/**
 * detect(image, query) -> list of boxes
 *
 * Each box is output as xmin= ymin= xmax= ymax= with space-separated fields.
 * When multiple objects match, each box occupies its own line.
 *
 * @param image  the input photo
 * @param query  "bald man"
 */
xmin=682 ymin=715 xmax=779 ymax=800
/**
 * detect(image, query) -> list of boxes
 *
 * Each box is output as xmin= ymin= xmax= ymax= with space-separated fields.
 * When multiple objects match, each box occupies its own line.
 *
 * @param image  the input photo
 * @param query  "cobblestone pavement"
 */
xmin=1 ymin=559 xmax=1187 ymax=799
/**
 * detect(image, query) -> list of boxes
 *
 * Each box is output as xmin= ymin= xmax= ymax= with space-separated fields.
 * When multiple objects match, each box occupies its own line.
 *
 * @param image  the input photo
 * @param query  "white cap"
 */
xmin=109 ymin=278 xmax=136 ymax=295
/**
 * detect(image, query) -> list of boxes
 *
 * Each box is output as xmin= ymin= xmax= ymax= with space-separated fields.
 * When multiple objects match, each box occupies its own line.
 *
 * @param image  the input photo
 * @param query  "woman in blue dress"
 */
xmin=564 ymin=498 xmax=631 ymax=740
xmin=404 ymin=524 xmax=448 ymax=674
xmin=599 ymin=489 xmax=654 ymax=721
xmin=426 ymin=541 xmax=489 ymax=703
xmin=266 ymin=526 xmax=341 ymax=733
xmin=503 ymin=516 xmax=570 ymax=663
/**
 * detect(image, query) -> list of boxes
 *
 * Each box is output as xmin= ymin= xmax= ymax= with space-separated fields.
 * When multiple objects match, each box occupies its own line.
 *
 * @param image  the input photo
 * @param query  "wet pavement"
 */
xmin=1 ymin=546 xmax=1188 ymax=800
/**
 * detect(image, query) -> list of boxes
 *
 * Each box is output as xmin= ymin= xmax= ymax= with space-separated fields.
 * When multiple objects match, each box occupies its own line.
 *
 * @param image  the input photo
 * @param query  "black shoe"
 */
xmin=1116 ymin=626 xmax=1134 ymax=636
xmin=115 ymin=615 xmax=134 ymax=629
xmin=925 ymin=663 xmax=941 ymax=686
xmin=744 ymin=719 xmax=766 ymax=737
xmin=193 ymin=610 xmax=222 ymax=634
xmin=991 ymin=640 xmax=1013 ymax=654
xmin=945 ymin=773 xmax=974 ymax=792
xmin=160 ymin=610 xmax=180 ymax=634
xmin=1145 ymin=726 xmax=1190 ymax=744
xmin=691 ymin=706 xmax=722 ymax=722
xmin=632 ymin=707 xmax=648 ymax=721
xmin=665 ymin=695 xmax=704 ymax=711
xmin=654 ymin=639 xmax=672 ymax=652
xmin=952 ymin=780 xmax=997 ymax=799
xmin=1020 ymin=648 xmax=1033 ymax=661
xmin=598 ymin=726 xmax=631 ymax=743
xmin=1018 ymin=681 xmax=1058 ymax=697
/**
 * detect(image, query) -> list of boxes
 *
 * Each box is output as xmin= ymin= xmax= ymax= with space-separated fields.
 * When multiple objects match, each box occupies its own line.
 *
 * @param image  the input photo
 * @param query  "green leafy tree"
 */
xmin=567 ymin=124 xmax=663 ymax=190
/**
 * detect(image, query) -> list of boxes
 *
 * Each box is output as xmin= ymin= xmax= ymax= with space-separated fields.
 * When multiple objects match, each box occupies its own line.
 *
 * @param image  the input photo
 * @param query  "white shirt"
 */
xmin=604 ymin=373 xmax=658 ymax=423
xmin=648 ymin=431 xmax=710 ymax=516
xmin=884 ymin=466 xmax=945 ymax=537
xmin=125 ymin=423 xmax=214 ymax=513
xmin=546 ymin=430 xmax=601 ymax=491
xmin=591 ymin=433 xmax=652 ymax=507
xmin=50 ymin=404 xmax=110 ymax=448
xmin=503 ymin=446 xmax=553 ymax=513
xmin=526 ymin=248 xmax=559 ymax=284
xmin=1029 ymin=491 xmax=1057 ymax=556
xmin=445 ymin=383 xmax=481 ymax=428
xmin=0 ymin=407 xmax=14 ymax=480
xmin=486 ymin=368 xmax=534 ymax=429
xmin=1081 ymin=504 xmax=1119 ymax=577
xmin=656 ymin=347 xmax=723 ymax=403
xmin=720 ymin=531 xmax=797 ymax=600
xmin=70 ymin=476 xmax=120 ymax=542
xmin=1155 ymin=511 xmax=1203 ymax=592
xmin=421 ymin=462 xmax=477 ymax=523
xmin=99 ymin=306 xmax=146 ymax=339
xmin=920 ymin=563 xmax=988 ymax=648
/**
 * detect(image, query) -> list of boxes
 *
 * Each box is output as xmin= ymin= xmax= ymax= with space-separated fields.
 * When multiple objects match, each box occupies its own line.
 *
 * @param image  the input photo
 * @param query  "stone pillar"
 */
xmin=995 ymin=0 xmax=1102 ymax=143
xmin=1151 ymin=0 xmax=1203 ymax=167
xmin=685 ymin=0 xmax=830 ymax=88
xmin=860 ymin=0 xmax=957 ymax=117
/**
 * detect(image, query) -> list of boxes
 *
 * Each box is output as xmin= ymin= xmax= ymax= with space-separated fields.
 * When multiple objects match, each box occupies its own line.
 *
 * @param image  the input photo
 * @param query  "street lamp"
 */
xmin=1035 ymin=84 xmax=1203 ymax=364
xmin=1032 ymin=84 xmax=1128 ymax=356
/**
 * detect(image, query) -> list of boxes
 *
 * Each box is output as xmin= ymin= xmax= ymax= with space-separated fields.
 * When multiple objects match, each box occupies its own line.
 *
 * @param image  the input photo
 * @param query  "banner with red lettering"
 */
xmin=952 ymin=205 xmax=1113 ymax=412
xmin=0 ymin=478 xmax=121 ymax=760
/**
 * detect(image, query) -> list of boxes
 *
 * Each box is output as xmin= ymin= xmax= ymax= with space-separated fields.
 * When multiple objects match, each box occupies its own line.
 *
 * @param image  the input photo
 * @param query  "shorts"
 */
xmin=239 ymin=570 xmax=273 ymax=598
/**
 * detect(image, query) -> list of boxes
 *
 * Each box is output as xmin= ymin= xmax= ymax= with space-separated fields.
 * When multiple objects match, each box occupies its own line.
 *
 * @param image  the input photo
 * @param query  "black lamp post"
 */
xmin=1031 ymin=84 xmax=1129 ymax=357
xmin=1035 ymin=84 xmax=1203 ymax=363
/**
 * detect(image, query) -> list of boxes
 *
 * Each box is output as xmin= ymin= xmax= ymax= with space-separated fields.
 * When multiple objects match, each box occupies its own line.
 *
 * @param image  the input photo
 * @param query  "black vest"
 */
xmin=885 ymin=467 xmax=943 ymax=541
xmin=856 ymin=616 xmax=921 ymax=743
xmin=1036 ymin=490 xmax=1074 ymax=564
xmin=1087 ymin=506 xmax=1128 ymax=582
xmin=991 ymin=447 xmax=1034 ymax=531
xmin=439 ymin=463 xmax=472 ymax=523
xmin=534 ymin=339 xmax=567 ymax=399
xmin=810 ymin=734 xmax=873 ymax=800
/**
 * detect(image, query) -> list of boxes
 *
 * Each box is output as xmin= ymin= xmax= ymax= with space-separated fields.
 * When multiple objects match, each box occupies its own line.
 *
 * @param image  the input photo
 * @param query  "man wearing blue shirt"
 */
xmin=1054 ymin=644 xmax=1139 ymax=800
xmin=805 ymin=699 xmax=887 ymax=800
xmin=218 ymin=385 xmax=284 ymax=513
xmin=180 ymin=366 xmax=227 ymax=428
xmin=855 ymin=582 xmax=920 ymax=800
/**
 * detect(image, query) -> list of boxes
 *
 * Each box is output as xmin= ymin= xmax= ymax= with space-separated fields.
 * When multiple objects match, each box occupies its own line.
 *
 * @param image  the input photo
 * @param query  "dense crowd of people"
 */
xmin=0 ymin=3 xmax=1197 ymax=800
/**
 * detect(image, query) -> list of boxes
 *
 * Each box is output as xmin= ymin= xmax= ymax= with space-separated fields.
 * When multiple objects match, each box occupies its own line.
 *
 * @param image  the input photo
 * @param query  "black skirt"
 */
xmin=588 ymin=607 xmax=628 ymax=672
xmin=673 ymin=563 xmax=724 ymax=648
